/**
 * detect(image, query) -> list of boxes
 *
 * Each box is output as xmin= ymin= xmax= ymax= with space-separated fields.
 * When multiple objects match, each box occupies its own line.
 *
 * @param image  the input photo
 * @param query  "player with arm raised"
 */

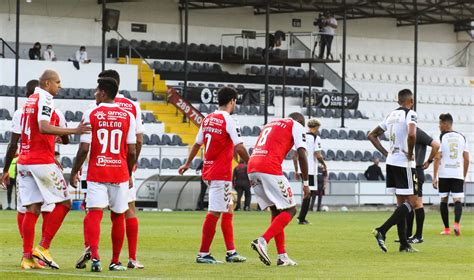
xmin=248 ymin=112 xmax=309 ymax=266
xmin=15 ymin=70 xmax=90 ymax=270
xmin=433 ymin=113 xmax=469 ymax=236
xmin=368 ymin=89 xmax=419 ymax=253
xmin=70 ymin=77 xmax=137 ymax=272
xmin=179 ymin=87 xmax=250 ymax=264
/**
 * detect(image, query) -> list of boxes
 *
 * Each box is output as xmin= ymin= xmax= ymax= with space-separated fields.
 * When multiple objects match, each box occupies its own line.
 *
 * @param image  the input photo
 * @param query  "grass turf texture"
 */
xmin=0 ymin=210 xmax=472 ymax=279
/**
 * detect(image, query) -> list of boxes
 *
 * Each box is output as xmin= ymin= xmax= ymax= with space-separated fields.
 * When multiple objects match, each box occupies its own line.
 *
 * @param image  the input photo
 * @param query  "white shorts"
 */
xmin=86 ymin=181 xmax=130 ymax=213
xmin=17 ymin=164 xmax=70 ymax=207
xmin=17 ymin=187 xmax=55 ymax=214
xmin=207 ymin=180 xmax=233 ymax=213
xmin=248 ymin=172 xmax=296 ymax=210
xmin=127 ymin=173 xmax=136 ymax=203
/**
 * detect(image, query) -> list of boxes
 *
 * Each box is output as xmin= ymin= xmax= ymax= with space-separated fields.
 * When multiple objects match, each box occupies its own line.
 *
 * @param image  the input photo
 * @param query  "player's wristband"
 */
xmin=303 ymin=180 xmax=309 ymax=186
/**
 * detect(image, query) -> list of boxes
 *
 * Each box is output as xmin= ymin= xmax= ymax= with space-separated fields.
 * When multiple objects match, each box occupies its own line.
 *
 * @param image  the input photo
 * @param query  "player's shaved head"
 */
xmin=25 ymin=79 xmax=39 ymax=97
xmin=38 ymin=69 xmax=61 ymax=96
xmin=39 ymin=69 xmax=59 ymax=86
xmin=289 ymin=112 xmax=305 ymax=127
xmin=99 ymin=69 xmax=120 ymax=86
xmin=398 ymin=89 xmax=413 ymax=105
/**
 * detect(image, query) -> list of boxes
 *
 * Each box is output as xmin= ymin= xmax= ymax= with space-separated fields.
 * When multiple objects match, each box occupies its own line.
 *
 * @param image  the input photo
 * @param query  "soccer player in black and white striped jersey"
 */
xmin=433 ymin=113 xmax=469 ymax=236
xmin=368 ymin=89 xmax=419 ymax=253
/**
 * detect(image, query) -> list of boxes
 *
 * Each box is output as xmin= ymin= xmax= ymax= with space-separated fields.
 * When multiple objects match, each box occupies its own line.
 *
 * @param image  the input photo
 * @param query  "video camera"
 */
xmin=313 ymin=13 xmax=327 ymax=30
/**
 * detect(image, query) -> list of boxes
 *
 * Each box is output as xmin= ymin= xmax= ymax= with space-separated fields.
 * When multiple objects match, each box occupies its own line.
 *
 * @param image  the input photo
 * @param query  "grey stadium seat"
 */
xmin=338 ymin=172 xmax=348 ymax=181
xmin=329 ymin=172 xmax=338 ymax=181
xmin=161 ymin=158 xmax=172 ymax=169
xmin=348 ymin=172 xmax=357 ymax=181
xmin=161 ymin=134 xmax=172 ymax=145
xmin=344 ymin=150 xmax=354 ymax=161
xmin=326 ymin=149 xmax=336 ymax=161
xmin=150 ymin=134 xmax=162 ymax=145
xmin=362 ymin=151 xmax=373 ymax=162
xmin=320 ymin=129 xmax=330 ymax=139
xmin=139 ymin=158 xmax=151 ymax=169
xmin=241 ymin=126 xmax=252 ymax=136
xmin=171 ymin=158 xmax=182 ymax=169
xmin=335 ymin=150 xmax=345 ymax=161
xmin=150 ymin=158 xmax=161 ymax=169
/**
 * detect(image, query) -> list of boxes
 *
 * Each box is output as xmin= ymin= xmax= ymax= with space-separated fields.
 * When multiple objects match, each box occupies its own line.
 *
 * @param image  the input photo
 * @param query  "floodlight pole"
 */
xmin=340 ymin=1 xmax=347 ymax=128
xmin=101 ymin=0 xmax=106 ymax=72
xmin=183 ymin=0 xmax=189 ymax=122
xmin=264 ymin=1 xmax=269 ymax=124
xmin=14 ymin=0 xmax=19 ymax=110
xmin=413 ymin=6 xmax=418 ymax=111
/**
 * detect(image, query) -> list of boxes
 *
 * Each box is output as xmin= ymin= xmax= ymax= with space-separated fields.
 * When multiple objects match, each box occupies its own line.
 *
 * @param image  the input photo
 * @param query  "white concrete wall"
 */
xmin=0 ymin=58 xmax=138 ymax=90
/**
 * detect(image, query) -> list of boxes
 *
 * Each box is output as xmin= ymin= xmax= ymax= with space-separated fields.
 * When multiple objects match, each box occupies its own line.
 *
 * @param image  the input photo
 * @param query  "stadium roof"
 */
xmin=181 ymin=0 xmax=473 ymax=27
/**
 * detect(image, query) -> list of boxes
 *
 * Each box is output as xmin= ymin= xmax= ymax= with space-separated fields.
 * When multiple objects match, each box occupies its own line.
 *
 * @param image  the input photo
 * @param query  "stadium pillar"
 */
xmin=182 ymin=0 xmax=189 ymax=122
xmin=14 ymin=0 xmax=19 ymax=110
xmin=282 ymin=62 xmax=286 ymax=117
xmin=101 ymin=0 xmax=106 ymax=72
xmin=413 ymin=11 xmax=418 ymax=111
xmin=263 ymin=1 xmax=270 ymax=124
xmin=307 ymin=62 xmax=312 ymax=118
xmin=340 ymin=2 xmax=347 ymax=128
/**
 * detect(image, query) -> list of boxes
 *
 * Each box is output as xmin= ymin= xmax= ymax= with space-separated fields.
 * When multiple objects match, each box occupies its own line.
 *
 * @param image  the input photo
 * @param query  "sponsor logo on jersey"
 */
xmin=94 ymin=111 xmax=106 ymax=120
xmin=411 ymin=114 xmax=417 ymax=122
xmin=42 ymin=106 xmax=52 ymax=116
xmin=108 ymin=110 xmax=128 ymax=117
xmin=96 ymin=156 xmax=122 ymax=167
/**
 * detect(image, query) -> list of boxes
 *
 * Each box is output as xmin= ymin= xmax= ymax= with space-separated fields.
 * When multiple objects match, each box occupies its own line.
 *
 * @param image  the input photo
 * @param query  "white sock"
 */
xmin=227 ymin=250 xmax=236 ymax=255
xmin=278 ymin=253 xmax=288 ymax=259
xmin=198 ymin=252 xmax=210 ymax=257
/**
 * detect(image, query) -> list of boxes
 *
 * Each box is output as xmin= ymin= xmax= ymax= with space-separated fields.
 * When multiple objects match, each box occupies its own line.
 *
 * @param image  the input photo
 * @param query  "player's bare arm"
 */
xmin=432 ymin=151 xmax=442 ymax=189
xmin=179 ymin=143 xmax=202 ymax=175
xmin=407 ymin=123 xmax=416 ymax=161
xmin=1 ymin=132 xmax=20 ymax=186
xmin=423 ymin=140 xmax=440 ymax=169
xmin=39 ymin=119 xmax=91 ymax=136
xmin=127 ymin=144 xmax=137 ymax=176
xmin=292 ymin=152 xmax=300 ymax=180
xmin=367 ymin=126 xmax=388 ymax=157
xmin=70 ymin=142 xmax=91 ymax=188
xmin=135 ymin=133 xmax=143 ymax=161
xmin=235 ymin=143 xmax=250 ymax=163
xmin=297 ymin=147 xmax=310 ymax=199
xmin=315 ymin=150 xmax=327 ymax=169
xmin=463 ymin=151 xmax=469 ymax=179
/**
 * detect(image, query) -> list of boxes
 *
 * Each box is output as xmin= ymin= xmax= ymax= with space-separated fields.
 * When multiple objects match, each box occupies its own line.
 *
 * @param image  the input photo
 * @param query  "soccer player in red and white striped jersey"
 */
xmin=179 ymin=87 xmax=250 ymax=264
xmin=248 ymin=112 xmax=310 ymax=266
xmin=70 ymin=77 xmax=137 ymax=272
xmin=16 ymin=70 xmax=91 ymax=270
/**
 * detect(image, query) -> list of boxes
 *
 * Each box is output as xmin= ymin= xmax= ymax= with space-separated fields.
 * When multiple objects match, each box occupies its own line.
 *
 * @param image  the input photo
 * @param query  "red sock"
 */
xmin=86 ymin=210 xmax=103 ymax=260
xmin=17 ymin=212 xmax=25 ymax=239
xmin=271 ymin=215 xmax=286 ymax=254
xmin=199 ymin=213 xmax=219 ymax=254
xmin=40 ymin=203 xmax=70 ymax=249
xmin=111 ymin=212 xmax=125 ymax=264
xmin=83 ymin=214 xmax=89 ymax=248
xmin=262 ymin=212 xmax=292 ymax=243
xmin=22 ymin=212 xmax=39 ymax=259
xmin=41 ymin=211 xmax=50 ymax=238
xmin=221 ymin=213 xmax=235 ymax=252
xmin=126 ymin=217 xmax=138 ymax=260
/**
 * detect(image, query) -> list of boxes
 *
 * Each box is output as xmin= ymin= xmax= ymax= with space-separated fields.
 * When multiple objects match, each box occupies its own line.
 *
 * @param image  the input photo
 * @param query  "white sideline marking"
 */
xmin=0 ymin=269 xmax=161 ymax=279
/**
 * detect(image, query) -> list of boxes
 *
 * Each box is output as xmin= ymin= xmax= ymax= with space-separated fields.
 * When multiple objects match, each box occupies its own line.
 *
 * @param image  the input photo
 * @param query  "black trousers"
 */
xmin=318 ymin=34 xmax=334 ymax=59
xmin=196 ymin=179 xmax=208 ymax=210
xmin=7 ymin=178 xmax=16 ymax=206
xmin=235 ymin=185 xmax=251 ymax=210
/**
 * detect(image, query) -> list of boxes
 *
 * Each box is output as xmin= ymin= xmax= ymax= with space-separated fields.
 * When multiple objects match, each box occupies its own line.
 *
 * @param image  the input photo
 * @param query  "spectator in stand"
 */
xmin=364 ymin=158 xmax=385 ymax=181
xmin=195 ymin=161 xmax=208 ymax=211
xmin=43 ymin=45 xmax=57 ymax=61
xmin=233 ymin=159 xmax=251 ymax=211
xmin=311 ymin=163 xmax=328 ymax=212
xmin=69 ymin=46 xmax=91 ymax=70
xmin=318 ymin=11 xmax=338 ymax=60
xmin=28 ymin=42 xmax=42 ymax=60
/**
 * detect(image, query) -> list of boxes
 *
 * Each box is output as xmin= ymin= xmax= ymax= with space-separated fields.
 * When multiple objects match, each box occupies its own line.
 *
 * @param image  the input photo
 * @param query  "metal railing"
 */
xmin=0 ymin=38 xmax=16 ymax=58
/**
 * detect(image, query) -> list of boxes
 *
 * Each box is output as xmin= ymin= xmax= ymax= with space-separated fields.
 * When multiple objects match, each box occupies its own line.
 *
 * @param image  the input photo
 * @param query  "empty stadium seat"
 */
xmin=241 ymin=126 xmax=252 ymax=136
xmin=328 ymin=172 xmax=338 ymax=181
xmin=161 ymin=134 xmax=172 ymax=145
xmin=338 ymin=172 xmax=347 ymax=180
xmin=171 ymin=158 xmax=183 ymax=169
xmin=348 ymin=172 xmax=357 ymax=181
xmin=150 ymin=158 xmax=161 ymax=169
xmin=139 ymin=158 xmax=151 ymax=169
xmin=191 ymin=158 xmax=202 ymax=169
xmin=161 ymin=158 xmax=172 ymax=169
xmin=335 ymin=150 xmax=345 ymax=161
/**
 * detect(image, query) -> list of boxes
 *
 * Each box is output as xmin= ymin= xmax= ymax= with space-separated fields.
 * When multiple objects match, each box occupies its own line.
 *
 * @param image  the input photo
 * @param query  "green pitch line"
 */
xmin=0 ymin=210 xmax=472 ymax=279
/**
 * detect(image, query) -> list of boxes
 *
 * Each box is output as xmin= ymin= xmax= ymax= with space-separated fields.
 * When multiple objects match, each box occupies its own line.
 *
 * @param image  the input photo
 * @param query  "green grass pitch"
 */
xmin=0 ymin=209 xmax=472 ymax=279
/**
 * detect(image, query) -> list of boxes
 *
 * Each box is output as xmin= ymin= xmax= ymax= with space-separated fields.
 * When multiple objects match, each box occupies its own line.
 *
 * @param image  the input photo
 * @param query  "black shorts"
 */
xmin=438 ymin=178 xmax=464 ymax=198
xmin=386 ymin=165 xmax=418 ymax=195
xmin=416 ymin=168 xmax=425 ymax=197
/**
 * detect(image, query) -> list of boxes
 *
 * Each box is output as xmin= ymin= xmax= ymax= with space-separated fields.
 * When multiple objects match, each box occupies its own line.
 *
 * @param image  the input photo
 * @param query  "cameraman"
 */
xmin=317 ymin=11 xmax=338 ymax=60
